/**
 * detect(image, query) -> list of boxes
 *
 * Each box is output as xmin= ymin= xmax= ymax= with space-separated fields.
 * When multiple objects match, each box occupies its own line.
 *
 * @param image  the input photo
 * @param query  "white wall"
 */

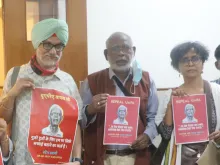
xmin=87 ymin=0 xmax=220 ymax=88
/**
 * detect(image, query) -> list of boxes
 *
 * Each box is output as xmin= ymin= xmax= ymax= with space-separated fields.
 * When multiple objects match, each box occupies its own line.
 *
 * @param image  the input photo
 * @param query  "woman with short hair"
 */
xmin=155 ymin=42 xmax=220 ymax=165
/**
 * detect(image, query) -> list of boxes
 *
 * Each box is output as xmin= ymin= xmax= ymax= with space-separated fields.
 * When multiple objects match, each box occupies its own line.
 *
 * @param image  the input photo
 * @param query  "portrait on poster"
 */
xmin=172 ymin=94 xmax=209 ymax=144
xmin=41 ymin=104 xmax=64 ymax=138
xmin=182 ymin=104 xmax=198 ymax=124
xmin=113 ymin=105 xmax=128 ymax=125
xmin=103 ymin=96 xmax=140 ymax=145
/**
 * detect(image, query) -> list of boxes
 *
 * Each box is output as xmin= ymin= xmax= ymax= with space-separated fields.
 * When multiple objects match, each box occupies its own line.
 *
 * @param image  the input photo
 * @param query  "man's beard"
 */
xmin=37 ymin=52 xmax=60 ymax=69
xmin=109 ymin=62 xmax=131 ymax=72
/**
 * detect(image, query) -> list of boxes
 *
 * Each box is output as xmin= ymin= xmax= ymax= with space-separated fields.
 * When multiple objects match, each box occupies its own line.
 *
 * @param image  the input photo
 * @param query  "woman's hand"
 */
xmin=171 ymin=88 xmax=188 ymax=97
xmin=209 ymin=131 xmax=220 ymax=144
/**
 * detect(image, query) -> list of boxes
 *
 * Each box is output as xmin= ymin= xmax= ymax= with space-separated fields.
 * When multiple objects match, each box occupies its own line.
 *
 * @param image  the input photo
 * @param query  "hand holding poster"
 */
xmin=172 ymin=94 xmax=209 ymax=144
xmin=103 ymin=96 xmax=140 ymax=145
xmin=28 ymin=88 xmax=79 ymax=164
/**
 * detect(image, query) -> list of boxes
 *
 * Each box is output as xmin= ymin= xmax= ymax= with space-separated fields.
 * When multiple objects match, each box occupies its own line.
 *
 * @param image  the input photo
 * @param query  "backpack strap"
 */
xmin=10 ymin=66 xmax=20 ymax=88
xmin=7 ymin=66 xmax=21 ymax=165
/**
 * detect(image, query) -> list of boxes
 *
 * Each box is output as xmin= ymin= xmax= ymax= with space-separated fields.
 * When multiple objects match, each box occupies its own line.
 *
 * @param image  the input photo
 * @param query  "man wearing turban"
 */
xmin=0 ymin=18 xmax=83 ymax=165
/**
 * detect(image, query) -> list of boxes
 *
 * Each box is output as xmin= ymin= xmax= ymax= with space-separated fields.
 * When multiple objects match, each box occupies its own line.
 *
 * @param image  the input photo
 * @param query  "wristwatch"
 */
xmin=72 ymin=157 xmax=83 ymax=164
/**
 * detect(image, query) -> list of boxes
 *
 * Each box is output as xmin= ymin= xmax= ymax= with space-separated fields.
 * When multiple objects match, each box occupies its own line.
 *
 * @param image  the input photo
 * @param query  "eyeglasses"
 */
xmin=109 ymin=45 xmax=133 ymax=53
xmin=41 ymin=42 xmax=65 ymax=52
xmin=179 ymin=55 xmax=201 ymax=66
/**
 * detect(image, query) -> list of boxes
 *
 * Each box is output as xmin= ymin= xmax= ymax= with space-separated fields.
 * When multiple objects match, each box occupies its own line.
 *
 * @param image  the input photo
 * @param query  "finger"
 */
xmin=99 ymin=103 xmax=107 ymax=109
xmin=209 ymin=132 xmax=219 ymax=140
xmin=132 ymin=135 xmax=141 ymax=145
xmin=181 ymin=91 xmax=189 ymax=97
xmin=99 ymin=104 xmax=106 ymax=111
xmin=131 ymin=143 xmax=140 ymax=149
xmin=209 ymin=131 xmax=219 ymax=138
xmin=19 ymin=78 xmax=34 ymax=83
xmin=28 ymin=82 xmax=35 ymax=89
xmin=132 ymin=142 xmax=147 ymax=150
xmin=131 ymin=139 xmax=139 ymax=148
xmin=172 ymin=91 xmax=177 ymax=96
xmin=135 ymin=138 xmax=147 ymax=147
xmin=99 ymin=97 xmax=108 ymax=103
xmin=131 ymin=136 xmax=142 ymax=147
xmin=99 ymin=95 xmax=109 ymax=101
xmin=23 ymin=83 xmax=35 ymax=89
xmin=134 ymin=144 xmax=147 ymax=150
xmin=179 ymin=90 xmax=185 ymax=97
xmin=95 ymin=100 xmax=106 ymax=107
xmin=177 ymin=90 xmax=185 ymax=97
xmin=94 ymin=94 xmax=109 ymax=99
xmin=133 ymin=135 xmax=149 ymax=148
xmin=175 ymin=90 xmax=181 ymax=97
xmin=99 ymin=93 xmax=109 ymax=98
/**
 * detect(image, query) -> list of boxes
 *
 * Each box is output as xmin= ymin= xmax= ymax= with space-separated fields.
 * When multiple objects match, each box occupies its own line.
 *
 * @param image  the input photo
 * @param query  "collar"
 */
xmin=108 ymin=67 xmax=133 ymax=80
xmin=26 ymin=62 xmax=63 ymax=80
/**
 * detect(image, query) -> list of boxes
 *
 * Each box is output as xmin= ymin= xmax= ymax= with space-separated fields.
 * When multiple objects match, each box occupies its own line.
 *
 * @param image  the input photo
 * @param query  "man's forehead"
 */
xmin=51 ymin=108 xmax=61 ymax=113
xmin=45 ymin=36 xmax=62 ymax=44
xmin=107 ymin=33 xmax=133 ymax=47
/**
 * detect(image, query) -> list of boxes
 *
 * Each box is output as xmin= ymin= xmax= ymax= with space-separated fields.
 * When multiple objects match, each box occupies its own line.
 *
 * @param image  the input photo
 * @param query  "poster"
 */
xmin=172 ymin=94 xmax=209 ymax=144
xmin=103 ymin=96 xmax=140 ymax=145
xmin=28 ymin=88 xmax=79 ymax=164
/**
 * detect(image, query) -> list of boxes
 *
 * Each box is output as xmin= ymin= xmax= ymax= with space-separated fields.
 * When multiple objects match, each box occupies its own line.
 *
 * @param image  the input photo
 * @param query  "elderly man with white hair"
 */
xmin=42 ymin=104 xmax=64 ymax=137
xmin=0 ymin=18 xmax=83 ymax=165
xmin=182 ymin=104 xmax=198 ymax=124
xmin=113 ymin=105 xmax=128 ymax=125
xmin=80 ymin=32 xmax=159 ymax=165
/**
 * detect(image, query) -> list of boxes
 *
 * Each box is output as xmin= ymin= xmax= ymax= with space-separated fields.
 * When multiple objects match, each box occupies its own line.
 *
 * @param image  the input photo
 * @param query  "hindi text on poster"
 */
xmin=28 ymin=88 xmax=78 ymax=164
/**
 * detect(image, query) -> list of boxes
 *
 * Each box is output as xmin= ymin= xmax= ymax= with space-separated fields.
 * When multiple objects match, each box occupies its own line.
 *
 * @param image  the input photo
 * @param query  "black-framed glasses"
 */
xmin=41 ymin=42 xmax=65 ymax=52
xmin=109 ymin=44 xmax=133 ymax=53
xmin=179 ymin=55 xmax=201 ymax=66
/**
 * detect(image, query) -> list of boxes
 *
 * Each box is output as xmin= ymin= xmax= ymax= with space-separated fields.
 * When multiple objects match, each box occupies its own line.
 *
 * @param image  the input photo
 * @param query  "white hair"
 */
xmin=117 ymin=105 xmax=127 ymax=113
xmin=105 ymin=32 xmax=133 ymax=48
xmin=184 ymin=104 xmax=195 ymax=113
xmin=48 ymin=104 xmax=63 ymax=117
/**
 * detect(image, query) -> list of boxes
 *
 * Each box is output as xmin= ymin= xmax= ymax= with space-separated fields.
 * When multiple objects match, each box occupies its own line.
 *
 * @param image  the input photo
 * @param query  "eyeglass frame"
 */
xmin=179 ymin=55 xmax=202 ymax=66
xmin=107 ymin=44 xmax=134 ymax=54
xmin=41 ymin=42 xmax=65 ymax=52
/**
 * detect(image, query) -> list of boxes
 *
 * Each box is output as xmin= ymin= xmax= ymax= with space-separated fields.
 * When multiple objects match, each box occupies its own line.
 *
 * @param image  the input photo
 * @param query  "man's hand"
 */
xmin=131 ymin=134 xmax=149 ymax=150
xmin=87 ymin=94 xmax=109 ymax=115
xmin=0 ymin=118 xmax=7 ymax=142
xmin=209 ymin=131 xmax=220 ymax=144
xmin=8 ymin=78 xmax=35 ymax=97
